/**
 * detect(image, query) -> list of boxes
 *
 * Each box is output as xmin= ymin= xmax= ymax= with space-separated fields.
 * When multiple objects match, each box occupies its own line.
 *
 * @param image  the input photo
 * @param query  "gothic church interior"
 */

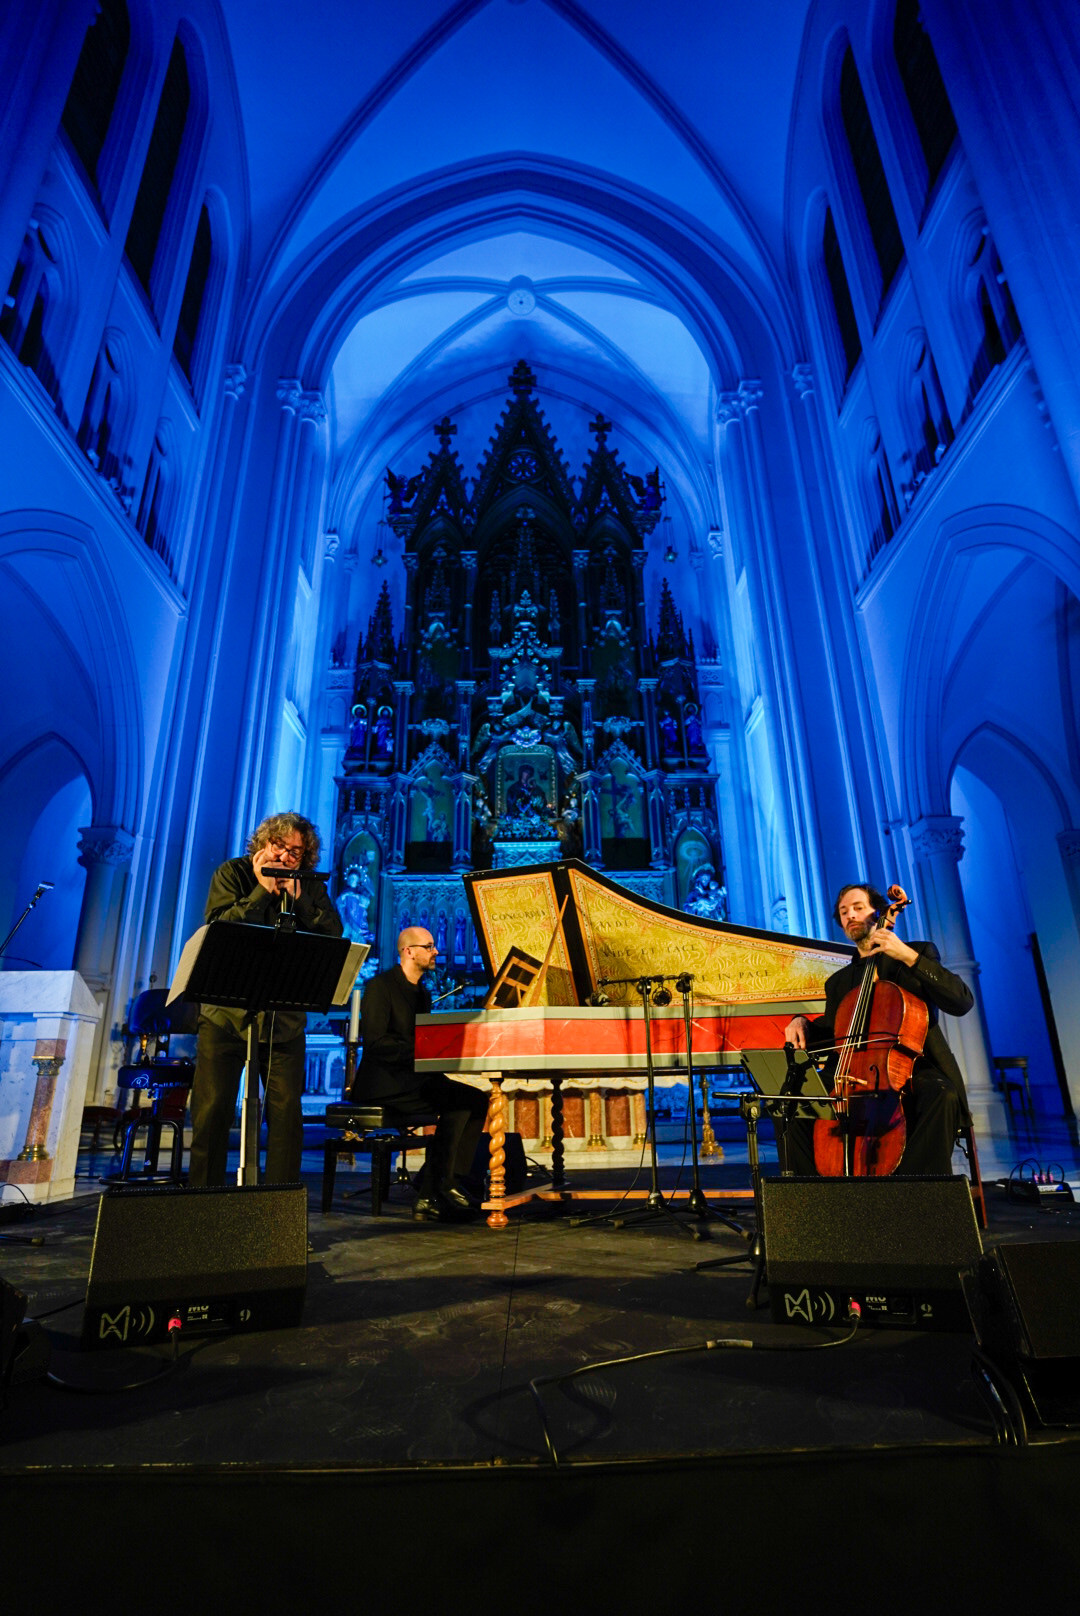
xmin=2 ymin=0 xmax=1080 ymax=1153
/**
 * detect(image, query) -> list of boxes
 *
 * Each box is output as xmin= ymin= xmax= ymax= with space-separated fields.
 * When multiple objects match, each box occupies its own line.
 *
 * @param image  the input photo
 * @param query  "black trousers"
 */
xmin=784 ymin=1069 xmax=962 ymax=1179
xmin=189 ymin=1017 xmax=307 ymax=1186
xmin=362 ymin=1075 xmax=489 ymax=1197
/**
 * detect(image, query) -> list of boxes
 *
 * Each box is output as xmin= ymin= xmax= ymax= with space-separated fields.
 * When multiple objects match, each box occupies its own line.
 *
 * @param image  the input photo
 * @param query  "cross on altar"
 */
xmin=434 ymin=416 xmax=458 ymax=448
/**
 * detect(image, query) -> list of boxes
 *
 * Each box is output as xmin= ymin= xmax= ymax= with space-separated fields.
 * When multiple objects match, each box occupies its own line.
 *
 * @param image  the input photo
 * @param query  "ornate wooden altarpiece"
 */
xmin=324 ymin=362 xmax=738 ymax=1148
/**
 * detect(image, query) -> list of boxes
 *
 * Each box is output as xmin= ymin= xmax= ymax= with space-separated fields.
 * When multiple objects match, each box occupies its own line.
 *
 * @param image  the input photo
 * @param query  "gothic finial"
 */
xmin=434 ymin=415 xmax=458 ymax=449
xmin=589 ymin=412 xmax=612 ymax=442
xmin=509 ymin=359 xmax=536 ymax=394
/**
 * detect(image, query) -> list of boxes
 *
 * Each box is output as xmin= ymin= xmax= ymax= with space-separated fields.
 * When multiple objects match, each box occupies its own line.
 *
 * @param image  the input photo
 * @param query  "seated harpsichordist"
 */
xmin=349 ymin=926 xmax=488 ymax=1222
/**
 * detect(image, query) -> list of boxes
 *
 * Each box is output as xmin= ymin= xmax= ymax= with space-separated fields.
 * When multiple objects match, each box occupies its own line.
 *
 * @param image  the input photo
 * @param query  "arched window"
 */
xmin=136 ymin=422 xmax=176 ymax=573
xmin=901 ymin=333 xmax=953 ymax=494
xmin=823 ymin=206 xmax=862 ymax=386
xmin=60 ymin=0 xmax=130 ymax=192
xmin=125 ymin=36 xmax=190 ymax=296
xmin=77 ymin=330 xmax=134 ymax=504
xmin=0 ymin=218 xmax=69 ymax=403
xmin=861 ymin=419 xmax=899 ymax=563
xmin=841 ymin=46 xmax=904 ymax=299
xmin=957 ymin=222 xmax=1022 ymax=413
xmin=893 ymin=0 xmax=957 ymax=196
xmin=173 ymin=202 xmax=211 ymax=382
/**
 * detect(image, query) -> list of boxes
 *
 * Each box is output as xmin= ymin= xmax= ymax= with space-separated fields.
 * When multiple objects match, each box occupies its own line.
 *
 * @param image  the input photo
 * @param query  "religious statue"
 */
xmin=506 ymin=763 xmax=549 ymax=819
xmin=684 ymin=867 xmax=728 ymax=923
xmin=338 ymin=861 xmax=374 ymax=942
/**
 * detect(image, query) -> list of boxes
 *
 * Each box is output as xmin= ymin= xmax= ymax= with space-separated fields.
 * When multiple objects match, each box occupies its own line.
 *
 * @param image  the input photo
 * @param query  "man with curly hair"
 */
xmin=188 ymin=811 xmax=343 ymax=1185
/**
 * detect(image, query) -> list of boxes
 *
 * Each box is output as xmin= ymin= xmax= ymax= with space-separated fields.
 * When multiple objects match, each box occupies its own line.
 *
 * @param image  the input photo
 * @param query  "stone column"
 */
xmin=577 ymin=770 xmax=604 ymax=866
xmin=645 ymin=770 xmax=668 ymax=870
xmin=73 ymin=826 xmax=135 ymax=994
xmin=454 ymin=680 xmax=476 ymax=770
xmin=402 ymin=554 xmax=419 ymax=664
xmin=577 ymin=677 xmax=596 ymax=769
xmin=908 ymin=815 xmax=1004 ymax=1145
xmin=572 ymin=551 xmax=590 ymax=672
xmin=392 ymin=680 xmax=414 ymax=770
xmin=460 ymin=554 xmax=477 ymax=677
xmin=637 ymin=676 xmax=659 ymax=769
xmin=73 ymin=825 xmax=135 ymax=1097
xmin=451 ymin=773 xmax=478 ymax=872
xmin=1057 ymin=829 xmax=1080 ymax=945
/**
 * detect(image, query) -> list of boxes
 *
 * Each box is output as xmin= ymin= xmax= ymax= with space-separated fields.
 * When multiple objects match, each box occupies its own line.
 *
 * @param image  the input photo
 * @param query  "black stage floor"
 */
xmin=4 ymin=1133 xmax=1080 ymax=1605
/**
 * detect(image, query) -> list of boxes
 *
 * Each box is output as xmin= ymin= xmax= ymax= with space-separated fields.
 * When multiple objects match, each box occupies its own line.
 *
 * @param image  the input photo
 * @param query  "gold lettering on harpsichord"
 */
xmin=569 ymin=871 xmax=844 ymax=1004
xmin=472 ymin=872 xmax=577 ymax=1004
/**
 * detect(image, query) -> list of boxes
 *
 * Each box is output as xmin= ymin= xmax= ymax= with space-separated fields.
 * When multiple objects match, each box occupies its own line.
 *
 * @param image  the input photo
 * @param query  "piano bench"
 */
xmin=321 ymin=1103 xmax=437 ymax=1216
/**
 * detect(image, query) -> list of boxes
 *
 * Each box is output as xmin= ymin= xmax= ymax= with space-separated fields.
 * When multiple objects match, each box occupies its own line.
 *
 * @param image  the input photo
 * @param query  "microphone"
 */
xmin=261 ymin=867 xmax=330 ymax=880
xmin=651 ymin=987 xmax=673 ymax=1007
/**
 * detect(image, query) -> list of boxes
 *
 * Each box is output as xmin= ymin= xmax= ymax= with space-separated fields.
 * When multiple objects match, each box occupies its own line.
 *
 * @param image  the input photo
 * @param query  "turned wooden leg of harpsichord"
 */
xmin=550 ymin=1075 xmax=566 ymax=1191
xmin=486 ymin=1076 xmax=509 ymax=1229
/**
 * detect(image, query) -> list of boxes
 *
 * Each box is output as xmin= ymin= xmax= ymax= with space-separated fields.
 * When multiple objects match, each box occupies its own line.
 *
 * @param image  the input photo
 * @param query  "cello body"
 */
xmin=812 ymin=970 xmax=929 ymax=1177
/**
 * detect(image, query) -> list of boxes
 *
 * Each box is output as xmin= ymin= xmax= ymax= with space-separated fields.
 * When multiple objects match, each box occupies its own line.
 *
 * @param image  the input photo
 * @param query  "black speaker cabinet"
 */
xmin=82 ymin=1183 xmax=307 ymax=1350
xmin=762 ymin=1174 xmax=983 ymax=1332
xmin=966 ymin=1241 xmax=1080 ymax=1428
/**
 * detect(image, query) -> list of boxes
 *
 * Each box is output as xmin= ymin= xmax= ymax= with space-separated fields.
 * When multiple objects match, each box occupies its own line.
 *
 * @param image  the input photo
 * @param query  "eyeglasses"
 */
xmin=409 ymin=943 xmax=437 ymax=952
xmin=269 ymin=840 xmax=304 ymax=865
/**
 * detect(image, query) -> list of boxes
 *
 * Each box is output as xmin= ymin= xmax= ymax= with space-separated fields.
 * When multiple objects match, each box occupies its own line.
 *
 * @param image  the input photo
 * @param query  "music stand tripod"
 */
xmin=169 ymin=911 xmax=365 ymax=1185
xmin=695 ymin=1048 xmax=834 ymax=1306
xmin=573 ymin=974 xmax=740 ymax=1240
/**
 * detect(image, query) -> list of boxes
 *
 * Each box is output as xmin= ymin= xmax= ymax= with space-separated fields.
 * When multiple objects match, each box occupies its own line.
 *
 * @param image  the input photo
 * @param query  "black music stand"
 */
xmin=695 ymin=1046 xmax=835 ymax=1306
xmin=168 ymin=920 xmax=366 ymax=1185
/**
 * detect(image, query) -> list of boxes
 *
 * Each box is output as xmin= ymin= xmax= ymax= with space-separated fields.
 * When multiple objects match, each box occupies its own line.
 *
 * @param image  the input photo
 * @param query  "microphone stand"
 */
xmin=571 ymin=974 xmax=724 ymax=1241
xmin=0 ymin=882 xmax=53 ymax=963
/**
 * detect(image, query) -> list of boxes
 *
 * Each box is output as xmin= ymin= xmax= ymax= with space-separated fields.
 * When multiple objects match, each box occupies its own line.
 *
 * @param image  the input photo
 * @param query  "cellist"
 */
xmin=782 ymin=882 xmax=974 ymax=1177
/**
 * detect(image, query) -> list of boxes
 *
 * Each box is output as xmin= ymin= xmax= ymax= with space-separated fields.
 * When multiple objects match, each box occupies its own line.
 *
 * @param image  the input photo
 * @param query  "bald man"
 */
xmin=350 ymin=926 xmax=488 ymax=1221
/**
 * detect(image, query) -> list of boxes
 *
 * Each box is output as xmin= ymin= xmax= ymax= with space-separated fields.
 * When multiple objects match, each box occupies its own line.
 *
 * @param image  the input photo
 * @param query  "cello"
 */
xmin=812 ymin=885 xmax=929 ymax=1177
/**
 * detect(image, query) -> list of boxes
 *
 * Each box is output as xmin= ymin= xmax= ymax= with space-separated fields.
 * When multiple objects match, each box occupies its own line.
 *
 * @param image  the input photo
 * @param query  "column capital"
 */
xmin=77 ymin=826 xmax=135 ymax=870
xmin=298 ymin=389 xmax=327 ymax=424
xmin=460 ymin=551 xmax=478 ymax=571
xmin=223 ymin=362 xmax=247 ymax=400
xmin=324 ymin=530 xmax=340 ymax=560
xmin=403 ymin=554 xmax=419 ymax=575
xmin=908 ymin=814 xmax=965 ymax=863
xmin=276 ymin=377 xmax=303 ymax=413
xmin=1057 ymin=828 xmax=1080 ymax=865
xmin=790 ymin=362 xmax=815 ymax=400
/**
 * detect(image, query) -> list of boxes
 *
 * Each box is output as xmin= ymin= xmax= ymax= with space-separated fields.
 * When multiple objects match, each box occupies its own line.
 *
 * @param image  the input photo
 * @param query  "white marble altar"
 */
xmin=0 ymin=971 xmax=102 ymax=1204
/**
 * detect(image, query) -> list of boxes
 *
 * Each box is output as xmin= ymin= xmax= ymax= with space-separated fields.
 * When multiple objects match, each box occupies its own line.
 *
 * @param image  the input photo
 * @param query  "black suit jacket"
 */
xmin=807 ymin=941 xmax=973 ymax=1122
xmin=352 ymin=963 xmax=431 ymax=1100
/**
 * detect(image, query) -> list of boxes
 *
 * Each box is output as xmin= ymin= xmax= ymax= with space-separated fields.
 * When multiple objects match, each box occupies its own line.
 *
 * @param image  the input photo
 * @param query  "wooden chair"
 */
xmin=321 ymin=1101 xmax=437 ymax=1215
xmin=107 ymin=989 xmax=198 ymax=1184
xmin=992 ymin=1055 xmax=1034 ymax=1122
xmin=956 ymin=1120 xmax=988 ymax=1230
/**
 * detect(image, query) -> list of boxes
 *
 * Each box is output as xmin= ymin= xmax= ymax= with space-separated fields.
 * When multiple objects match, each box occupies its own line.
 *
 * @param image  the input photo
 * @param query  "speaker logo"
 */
xmin=783 ymin=1288 xmax=836 ymax=1323
xmin=97 ymin=1304 xmax=156 ymax=1342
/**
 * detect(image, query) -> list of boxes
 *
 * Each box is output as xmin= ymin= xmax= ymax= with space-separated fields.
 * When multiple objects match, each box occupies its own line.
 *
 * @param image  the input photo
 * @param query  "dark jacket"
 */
xmin=200 ymin=856 xmax=343 ymax=1042
xmin=808 ymin=940 xmax=973 ymax=1122
xmin=352 ymin=963 xmax=431 ymax=1100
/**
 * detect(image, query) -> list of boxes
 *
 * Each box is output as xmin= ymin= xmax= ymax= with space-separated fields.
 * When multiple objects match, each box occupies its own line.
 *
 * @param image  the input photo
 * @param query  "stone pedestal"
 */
xmin=0 ymin=971 xmax=102 ymax=1204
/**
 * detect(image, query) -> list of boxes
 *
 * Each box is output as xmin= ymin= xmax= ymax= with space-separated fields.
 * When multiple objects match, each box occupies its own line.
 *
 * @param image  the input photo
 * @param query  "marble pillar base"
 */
xmin=0 ymin=971 xmax=102 ymax=1204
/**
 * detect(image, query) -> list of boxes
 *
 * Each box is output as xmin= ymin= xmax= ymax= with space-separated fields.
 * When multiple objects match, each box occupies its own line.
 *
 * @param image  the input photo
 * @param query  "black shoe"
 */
xmin=412 ymin=1196 xmax=446 ymax=1222
xmin=443 ymin=1185 xmax=477 ymax=1212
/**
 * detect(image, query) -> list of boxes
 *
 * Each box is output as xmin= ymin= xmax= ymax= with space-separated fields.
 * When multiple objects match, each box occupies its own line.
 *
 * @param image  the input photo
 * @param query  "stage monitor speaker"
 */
xmin=82 ymin=1183 xmax=307 ymax=1350
xmin=762 ymin=1174 xmax=982 ymax=1332
xmin=965 ymin=1241 xmax=1080 ymax=1428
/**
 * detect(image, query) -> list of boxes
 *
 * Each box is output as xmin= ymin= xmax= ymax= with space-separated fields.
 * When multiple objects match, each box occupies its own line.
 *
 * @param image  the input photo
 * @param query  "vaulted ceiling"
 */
xmin=220 ymin=0 xmax=815 ymax=547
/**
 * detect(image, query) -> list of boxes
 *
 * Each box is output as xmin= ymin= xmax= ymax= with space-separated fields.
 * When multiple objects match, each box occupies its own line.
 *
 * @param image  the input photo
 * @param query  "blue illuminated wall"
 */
xmin=0 ymin=0 xmax=1079 ymax=1136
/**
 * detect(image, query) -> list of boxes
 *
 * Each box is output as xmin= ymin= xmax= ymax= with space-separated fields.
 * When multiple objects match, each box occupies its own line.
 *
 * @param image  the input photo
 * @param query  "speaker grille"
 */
xmin=83 ymin=1184 xmax=307 ymax=1348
